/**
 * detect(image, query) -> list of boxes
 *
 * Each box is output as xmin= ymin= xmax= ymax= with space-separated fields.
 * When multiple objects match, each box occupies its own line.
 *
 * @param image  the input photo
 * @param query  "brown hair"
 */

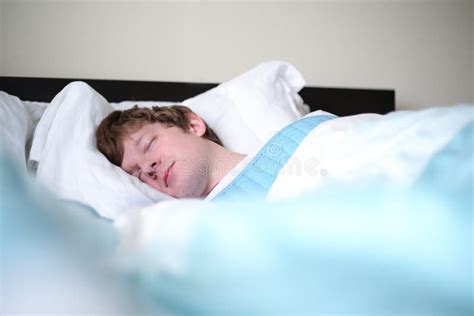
xmin=96 ymin=105 xmax=222 ymax=166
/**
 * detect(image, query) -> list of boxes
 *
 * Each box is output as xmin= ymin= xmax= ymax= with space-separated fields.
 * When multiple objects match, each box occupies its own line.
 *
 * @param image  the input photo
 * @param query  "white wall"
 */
xmin=2 ymin=0 xmax=473 ymax=110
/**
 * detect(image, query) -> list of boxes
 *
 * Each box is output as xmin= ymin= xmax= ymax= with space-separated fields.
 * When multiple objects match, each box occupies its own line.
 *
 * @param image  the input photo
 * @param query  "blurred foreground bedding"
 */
xmin=1 ymin=120 xmax=472 ymax=314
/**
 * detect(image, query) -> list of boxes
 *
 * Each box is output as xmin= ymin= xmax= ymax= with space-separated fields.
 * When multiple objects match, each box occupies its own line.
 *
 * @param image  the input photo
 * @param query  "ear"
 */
xmin=186 ymin=112 xmax=207 ymax=137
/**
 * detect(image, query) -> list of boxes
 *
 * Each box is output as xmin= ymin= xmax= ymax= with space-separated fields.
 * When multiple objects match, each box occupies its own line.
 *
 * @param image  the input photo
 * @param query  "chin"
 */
xmin=174 ymin=179 xmax=206 ymax=199
xmin=169 ymin=188 xmax=189 ymax=199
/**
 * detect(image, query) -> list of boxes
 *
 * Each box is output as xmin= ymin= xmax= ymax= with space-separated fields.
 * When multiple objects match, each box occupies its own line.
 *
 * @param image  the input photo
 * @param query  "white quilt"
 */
xmin=267 ymin=105 xmax=474 ymax=200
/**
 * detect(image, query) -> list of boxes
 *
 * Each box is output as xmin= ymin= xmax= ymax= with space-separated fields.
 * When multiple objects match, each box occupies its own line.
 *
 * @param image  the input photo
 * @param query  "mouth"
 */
xmin=163 ymin=162 xmax=174 ymax=188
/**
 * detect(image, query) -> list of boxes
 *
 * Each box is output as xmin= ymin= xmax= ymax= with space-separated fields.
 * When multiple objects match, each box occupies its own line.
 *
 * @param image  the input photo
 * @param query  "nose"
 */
xmin=141 ymin=160 xmax=159 ymax=178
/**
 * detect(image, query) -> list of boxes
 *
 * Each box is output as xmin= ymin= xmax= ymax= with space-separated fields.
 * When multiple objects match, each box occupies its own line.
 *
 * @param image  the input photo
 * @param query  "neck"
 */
xmin=204 ymin=142 xmax=246 ymax=196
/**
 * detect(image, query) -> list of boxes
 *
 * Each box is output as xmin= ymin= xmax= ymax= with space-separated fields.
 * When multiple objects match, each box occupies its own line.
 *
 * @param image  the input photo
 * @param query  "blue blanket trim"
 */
xmin=213 ymin=115 xmax=336 ymax=201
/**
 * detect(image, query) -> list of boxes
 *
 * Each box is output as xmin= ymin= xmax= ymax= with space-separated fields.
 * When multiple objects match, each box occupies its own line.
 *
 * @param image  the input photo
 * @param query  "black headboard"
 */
xmin=0 ymin=76 xmax=395 ymax=116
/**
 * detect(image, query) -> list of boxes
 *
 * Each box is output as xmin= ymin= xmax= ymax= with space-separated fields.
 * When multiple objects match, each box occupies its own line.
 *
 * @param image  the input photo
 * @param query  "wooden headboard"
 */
xmin=0 ymin=76 xmax=395 ymax=116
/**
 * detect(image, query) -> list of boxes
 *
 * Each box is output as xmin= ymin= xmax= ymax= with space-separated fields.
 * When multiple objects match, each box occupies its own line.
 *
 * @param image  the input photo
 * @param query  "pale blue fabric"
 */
xmin=0 ymin=149 xmax=153 ymax=314
xmin=214 ymin=115 xmax=336 ymax=201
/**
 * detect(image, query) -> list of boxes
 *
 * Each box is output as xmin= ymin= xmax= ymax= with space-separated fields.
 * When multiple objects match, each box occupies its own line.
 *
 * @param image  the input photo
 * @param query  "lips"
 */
xmin=162 ymin=162 xmax=174 ymax=188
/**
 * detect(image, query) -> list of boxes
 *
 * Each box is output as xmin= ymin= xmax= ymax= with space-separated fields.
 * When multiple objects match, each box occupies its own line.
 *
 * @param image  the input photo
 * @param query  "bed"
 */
xmin=0 ymin=62 xmax=472 ymax=315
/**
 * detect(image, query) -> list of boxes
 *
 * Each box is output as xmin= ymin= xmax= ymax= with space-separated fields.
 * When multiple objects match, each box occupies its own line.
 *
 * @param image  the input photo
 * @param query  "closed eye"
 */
xmin=146 ymin=137 xmax=156 ymax=152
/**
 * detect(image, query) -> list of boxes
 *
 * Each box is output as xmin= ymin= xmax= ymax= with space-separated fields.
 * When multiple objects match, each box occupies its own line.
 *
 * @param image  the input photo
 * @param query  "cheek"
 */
xmin=175 ymin=156 xmax=208 ymax=180
xmin=173 ymin=161 xmax=193 ymax=185
xmin=157 ymin=138 xmax=187 ymax=156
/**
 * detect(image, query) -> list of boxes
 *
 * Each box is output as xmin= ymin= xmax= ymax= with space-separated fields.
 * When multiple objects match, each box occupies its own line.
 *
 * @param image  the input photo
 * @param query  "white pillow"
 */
xmin=183 ymin=61 xmax=308 ymax=153
xmin=0 ymin=91 xmax=34 ymax=175
xmin=33 ymin=61 xmax=307 ymax=156
xmin=31 ymin=82 xmax=172 ymax=220
xmin=30 ymin=61 xmax=307 ymax=219
xmin=22 ymin=100 xmax=49 ymax=129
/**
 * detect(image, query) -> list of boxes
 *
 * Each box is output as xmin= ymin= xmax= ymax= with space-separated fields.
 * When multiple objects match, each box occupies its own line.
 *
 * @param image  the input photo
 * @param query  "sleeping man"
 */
xmin=97 ymin=104 xmax=474 ymax=201
xmin=96 ymin=105 xmax=246 ymax=199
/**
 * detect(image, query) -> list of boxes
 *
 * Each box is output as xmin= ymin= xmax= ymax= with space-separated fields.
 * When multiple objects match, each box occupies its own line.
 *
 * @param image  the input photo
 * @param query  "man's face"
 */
xmin=121 ymin=122 xmax=211 ymax=198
